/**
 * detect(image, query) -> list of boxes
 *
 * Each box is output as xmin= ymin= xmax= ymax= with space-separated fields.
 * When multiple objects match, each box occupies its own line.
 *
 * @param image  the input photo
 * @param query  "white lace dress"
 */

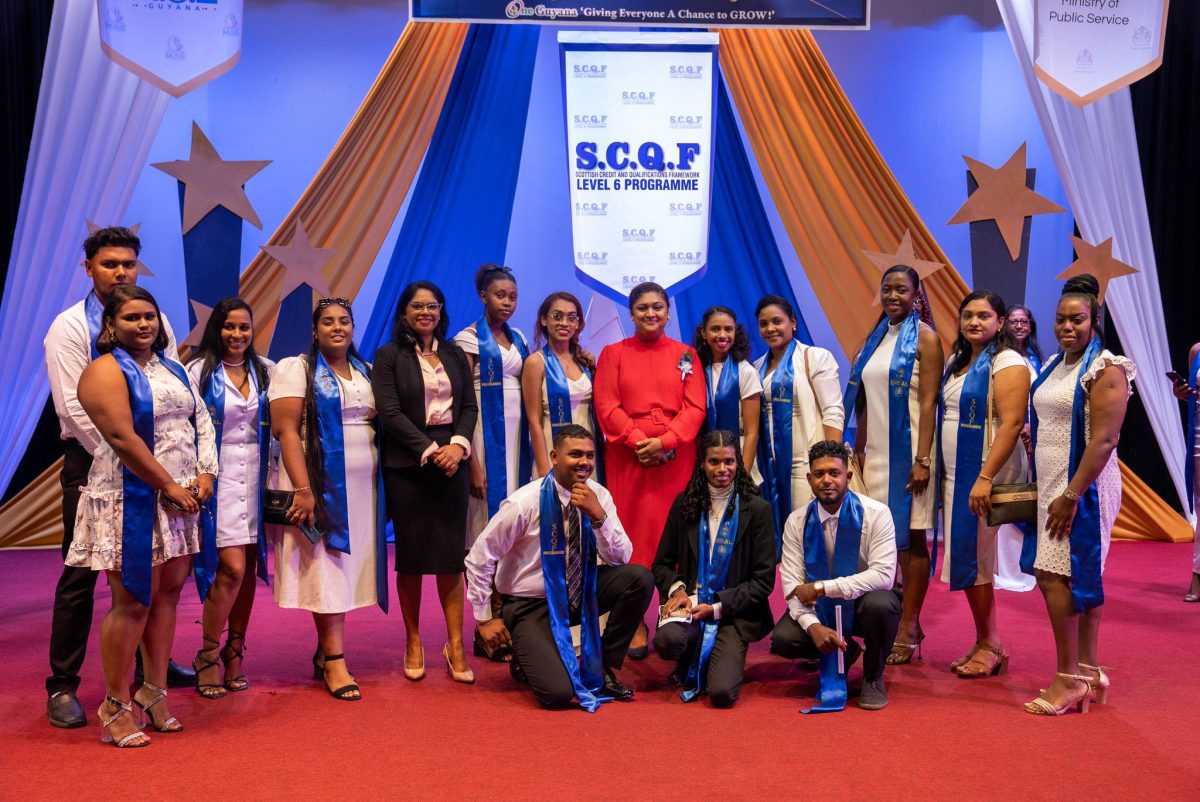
xmin=67 ymin=355 xmax=218 ymax=570
xmin=1031 ymin=350 xmax=1136 ymax=576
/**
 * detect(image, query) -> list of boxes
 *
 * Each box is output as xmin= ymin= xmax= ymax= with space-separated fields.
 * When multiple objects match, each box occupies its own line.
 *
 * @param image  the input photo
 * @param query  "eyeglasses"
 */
xmin=547 ymin=312 xmax=580 ymax=323
xmin=1007 ymin=320 xmax=1030 ymax=327
xmin=408 ymin=302 xmax=442 ymax=313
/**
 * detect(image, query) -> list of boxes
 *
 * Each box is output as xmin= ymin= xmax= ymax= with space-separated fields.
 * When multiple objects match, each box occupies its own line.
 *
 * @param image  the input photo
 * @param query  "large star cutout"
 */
xmin=947 ymin=143 xmax=1066 ymax=260
xmin=862 ymin=229 xmax=945 ymax=306
xmin=183 ymin=299 xmax=215 ymax=349
xmin=1056 ymin=236 xmax=1138 ymax=305
xmin=151 ymin=122 xmax=271 ymax=234
xmin=261 ymin=219 xmax=334 ymax=302
xmin=86 ymin=219 xmax=153 ymax=277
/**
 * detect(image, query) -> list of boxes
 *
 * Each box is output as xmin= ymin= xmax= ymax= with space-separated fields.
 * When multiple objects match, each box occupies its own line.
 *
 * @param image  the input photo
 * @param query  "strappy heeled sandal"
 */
xmin=1078 ymin=662 xmax=1111 ymax=704
xmin=954 ymin=643 xmax=1009 ymax=679
xmin=133 ymin=683 xmax=183 ymax=733
xmin=99 ymin=696 xmax=149 ymax=748
xmin=950 ymin=642 xmax=981 ymax=670
xmin=193 ymin=636 xmax=227 ymax=699
xmin=221 ymin=630 xmax=249 ymax=692
xmin=1023 ymin=673 xmax=1091 ymax=716
xmin=886 ymin=631 xmax=925 ymax=665
xmin=321 ymin=654 xmax=361 ymax=701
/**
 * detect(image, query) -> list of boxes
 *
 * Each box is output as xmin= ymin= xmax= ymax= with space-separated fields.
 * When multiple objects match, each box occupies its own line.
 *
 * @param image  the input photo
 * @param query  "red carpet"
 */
xmin=3 ymin=541 xmax=1198 ymax=799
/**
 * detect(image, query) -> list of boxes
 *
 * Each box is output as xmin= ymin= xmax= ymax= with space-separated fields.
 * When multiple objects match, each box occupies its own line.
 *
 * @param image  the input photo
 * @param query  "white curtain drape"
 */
xmin=997 ymin=0 xmax=1188 ymax=510
xmin=0 ymin=0 xmax=168 ymax=496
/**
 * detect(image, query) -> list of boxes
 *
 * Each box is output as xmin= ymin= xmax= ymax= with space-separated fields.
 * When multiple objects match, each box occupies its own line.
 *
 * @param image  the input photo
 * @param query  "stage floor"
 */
xmin=3 ymin=541 xmax=1198 ymax=799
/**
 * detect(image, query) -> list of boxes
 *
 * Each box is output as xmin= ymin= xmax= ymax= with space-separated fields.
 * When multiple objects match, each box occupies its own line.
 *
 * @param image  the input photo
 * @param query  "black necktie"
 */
xmin=566 ymin=504 xmax=583 ymax=614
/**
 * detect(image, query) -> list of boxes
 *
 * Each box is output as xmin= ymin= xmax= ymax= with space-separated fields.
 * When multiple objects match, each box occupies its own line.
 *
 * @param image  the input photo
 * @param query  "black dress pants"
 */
xmin=653 ymin=619 xmax=749 ymax=708
xmin=501 ymin=564 xmax=653 ymax=709
xmin=46 ymin=440 xmax=98 ymax=696
xmin=769 ymin=590 xmax=900 ymax=683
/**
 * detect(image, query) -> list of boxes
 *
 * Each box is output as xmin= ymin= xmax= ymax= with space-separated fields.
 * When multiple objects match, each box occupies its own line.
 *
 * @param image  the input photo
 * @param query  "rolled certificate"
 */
xmin=836 ymin=605 xmax=844 ymax=675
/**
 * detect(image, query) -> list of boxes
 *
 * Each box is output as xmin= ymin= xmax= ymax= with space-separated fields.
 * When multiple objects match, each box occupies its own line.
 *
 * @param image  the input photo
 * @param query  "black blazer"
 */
xmin=371 ymin=339 xmax=478 ymax=470
xmin=651 ymin=492 xmax=777 ymax=643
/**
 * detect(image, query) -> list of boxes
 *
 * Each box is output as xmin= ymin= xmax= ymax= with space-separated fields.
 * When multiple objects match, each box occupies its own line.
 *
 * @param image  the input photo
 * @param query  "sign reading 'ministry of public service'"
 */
xmin=411 ymin=0 xmax=868 ymax=28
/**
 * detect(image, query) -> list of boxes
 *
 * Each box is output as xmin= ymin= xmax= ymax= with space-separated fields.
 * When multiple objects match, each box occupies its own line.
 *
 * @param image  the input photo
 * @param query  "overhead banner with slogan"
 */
xmin=416 ymin=0 xmax=867 ymax=29
xmin=1033 ymin=0 xmax=1168 ymax=106
xmin=97 ymin=0 xmax=244 ymax=97
xmin=560 ymin=32 xmax=717 ymax=303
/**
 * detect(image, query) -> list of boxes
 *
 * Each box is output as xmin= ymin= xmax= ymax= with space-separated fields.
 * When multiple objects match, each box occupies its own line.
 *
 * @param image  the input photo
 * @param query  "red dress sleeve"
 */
xmin=660 ymin=345 xmax=707 ymax=452
xmin=595 ymin=341 xmax=648 ymax=448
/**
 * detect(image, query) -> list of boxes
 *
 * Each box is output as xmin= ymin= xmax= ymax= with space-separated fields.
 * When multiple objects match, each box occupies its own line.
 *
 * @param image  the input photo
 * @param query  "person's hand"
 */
xmin=569 ymin=481 xmax=605 ymax=520
xmin=806 ymin=623 xmax=846 ymax=655
xmin=908 ymin=462 xmax=930 ymax=495
xmin=793 ymin=582 xmax=823 ymax=606
xmin=1047 ymin=493 xmax=1078 ymax=540
xmin=289 ymin=488 xmax=316 ymax=528
xmin=1019 ymin=423 xmax=1033 ymax=456
xmin=1172 ymin=378 xmax=1195 ymax=400
xmin=160 ymin=483 xmax=199 ymax=514
xmin=433 ymin=443 xmax=466 ymax=477
xmin=635 ymin=437 xmax=665 ymax=465
xmin=468 ymin=458 xmax=486 ymax=499
xmin=190 ymin=473 xmax=215 ymax=503
xmin=477 ymin=618 xmax=511 ymax=651
xmin=968 ymin=477 xmax=992 ymax=517
xmin=690 ymin=603 xmax=715 ymax=621
xmin=663 ymin=588 xmax=692 ymax=617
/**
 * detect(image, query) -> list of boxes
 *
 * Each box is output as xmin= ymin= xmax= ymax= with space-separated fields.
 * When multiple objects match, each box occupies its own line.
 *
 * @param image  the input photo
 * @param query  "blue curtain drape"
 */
xmin=360 ymin=24 xmax=540 ymax=358
xmin=675 ymin=75 xmax=812 ymax=356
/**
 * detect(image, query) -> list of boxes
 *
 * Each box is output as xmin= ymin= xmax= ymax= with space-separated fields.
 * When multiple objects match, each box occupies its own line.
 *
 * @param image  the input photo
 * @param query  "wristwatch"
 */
xmin=913 ymin=455 xmax=931 ymax=468
xmin=814 ymin=581 xmax=825 ymax=598
xmin=591 ymin=513 xmax=608 ymax=528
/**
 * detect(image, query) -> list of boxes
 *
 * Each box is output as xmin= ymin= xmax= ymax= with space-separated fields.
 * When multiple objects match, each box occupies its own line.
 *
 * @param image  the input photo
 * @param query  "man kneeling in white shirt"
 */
xmin=465 ymin=425 xmax=653 ymax=709
xmin=769 ymin=440 xmax=900 ymax=710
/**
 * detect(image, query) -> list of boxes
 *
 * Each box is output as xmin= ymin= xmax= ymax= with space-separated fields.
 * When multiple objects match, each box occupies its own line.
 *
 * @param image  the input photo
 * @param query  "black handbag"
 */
xmin=982 ymin=382 xmax=1038 ymax=527
xmin=263 ymin=489 xmax=294 ymax=527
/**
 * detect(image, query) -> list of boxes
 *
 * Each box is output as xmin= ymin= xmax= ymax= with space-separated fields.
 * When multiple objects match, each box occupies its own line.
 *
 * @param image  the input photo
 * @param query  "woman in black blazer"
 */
xmin=651 ymin=430 xmax=776 ymax=707
xmin=372 ymin=281 xmax=479 ymax=683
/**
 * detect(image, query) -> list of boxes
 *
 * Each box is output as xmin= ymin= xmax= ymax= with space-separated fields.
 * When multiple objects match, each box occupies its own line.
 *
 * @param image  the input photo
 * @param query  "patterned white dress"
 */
xmin=67 ymin=355 xmax=218 ymax=570
xmin=1031 ymin=350 xmax=1136 ymax=576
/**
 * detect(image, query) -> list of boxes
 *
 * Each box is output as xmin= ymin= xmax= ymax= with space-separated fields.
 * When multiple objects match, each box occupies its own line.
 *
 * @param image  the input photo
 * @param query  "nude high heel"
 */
xmin=443 ymin=644 xmax=474 ymax=684
xmin=1024 ymin=673 xmax=1091 ymax=716
xmin=1078 ymin=662 xmax=1111 ymax=704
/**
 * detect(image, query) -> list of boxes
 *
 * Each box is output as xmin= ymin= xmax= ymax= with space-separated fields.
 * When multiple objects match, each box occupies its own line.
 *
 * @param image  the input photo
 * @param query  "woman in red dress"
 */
xmin=594 ymin=282 xmax=707 ymax=657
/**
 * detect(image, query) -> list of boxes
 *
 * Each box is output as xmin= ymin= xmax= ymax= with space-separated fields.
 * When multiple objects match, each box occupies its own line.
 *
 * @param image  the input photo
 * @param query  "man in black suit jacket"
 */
xmin=651 ymin=430 xmax=776 ymax=707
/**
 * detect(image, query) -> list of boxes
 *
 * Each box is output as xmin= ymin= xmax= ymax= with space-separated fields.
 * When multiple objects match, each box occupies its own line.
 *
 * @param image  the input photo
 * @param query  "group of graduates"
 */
xmin=43 ymin=226 xmax=1139 ymax=749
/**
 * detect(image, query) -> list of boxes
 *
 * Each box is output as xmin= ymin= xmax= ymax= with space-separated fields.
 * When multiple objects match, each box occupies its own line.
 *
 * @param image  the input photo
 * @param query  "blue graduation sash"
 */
xmin=705 ymin=359 xmax=741 ymax=434
xmin=111 ymin=348 xmax=197 ymax=607
xmin=799 ymin=493 xmax=864 ymax=714
xmin=945 ymin=347 xmax=994 ymax=590
xmin=84 ymin=291 xmax=103 ymax=360
xmin=477 ymin=318 xmax=532 ymax=516
xmin=1186 ymin=350 xmax=1200 ymax=513
xmin=1026 ymin=338 xmax=1105 ymax=612
xmin=757 ymin=339 xmax=797 ymax=556
xmin=1028 ymin=351 xmax=1043 ymax=376
xmin=681 ymin=494 xmax=739 ymax=702
xmin=538 ymin=476 xmax=610 ymax=712
xmin=542 ymin=345 xmax=604 ymax=484
xmin=844 ymin=313 xmax=920 ymax=549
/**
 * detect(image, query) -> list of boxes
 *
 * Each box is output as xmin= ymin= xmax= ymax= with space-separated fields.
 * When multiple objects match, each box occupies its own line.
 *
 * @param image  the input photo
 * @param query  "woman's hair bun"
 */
xmin=1061 ymin=273 xmax=1100 ymax=298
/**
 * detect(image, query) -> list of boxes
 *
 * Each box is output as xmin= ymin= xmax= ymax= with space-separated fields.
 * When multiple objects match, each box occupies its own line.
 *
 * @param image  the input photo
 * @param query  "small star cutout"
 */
xmin=261 ymin=219 xmax=334 ymax=302
xmin=85 ymin=220 xmax=153 ymax=277
xmin=1056 ymin=236 xmax=1138 ymax=305
xmin=862 ymin=229 xmax=945 ymax=306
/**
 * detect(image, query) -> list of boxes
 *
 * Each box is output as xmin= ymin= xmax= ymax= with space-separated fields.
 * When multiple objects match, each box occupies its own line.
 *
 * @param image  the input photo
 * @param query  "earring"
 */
xmin=107 ymin=328 xmax=116 ymax=343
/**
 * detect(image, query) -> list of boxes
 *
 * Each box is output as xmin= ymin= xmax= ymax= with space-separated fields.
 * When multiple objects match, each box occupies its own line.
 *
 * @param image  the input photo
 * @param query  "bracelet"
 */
xmin=1063 ymin=488 xmax=1080 ymax=502
xmin=978 ymin=474 xmax=994 ymax=483
xmin=293 ymin=486 xmax=311 ymax=495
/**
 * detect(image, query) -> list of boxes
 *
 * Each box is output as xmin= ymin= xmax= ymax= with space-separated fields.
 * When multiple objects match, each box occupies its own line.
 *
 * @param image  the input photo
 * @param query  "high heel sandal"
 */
xmin=953 ymin=643 xmax=1009 ymax=679
xmin=403 ymin=645 xmax=426 ymax=681
xmin=99 ymin=696 xmax=149 ymax=748
xmin=1078 ymin=662 xmax=1111 ymax=704
xmin=473 ymin=627 xmax=513 ymax=663
xmin=443 ymin=644 xmax=475 ymax=684
xmin=193 ymin=636 xmax=227 ymax=699
xmin=886 ymin=631 xmax=925 ymax=665
xmin=950 ymin=642 xmax=980 ymax=670
xmin=134 ymin=683 xmax=183 ymax=732
xmin=221 ymin=630 xmax=249 ymax=692
xmin=321 ymin=654 xmax=361 ymax=701
xmin=1024 ymin=674 xmax=1091 ymax=716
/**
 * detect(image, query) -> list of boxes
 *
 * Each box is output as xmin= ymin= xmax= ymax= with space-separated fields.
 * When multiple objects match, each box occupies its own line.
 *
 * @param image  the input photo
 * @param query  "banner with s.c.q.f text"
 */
xmin=560 ymin=32 xmax=717 ymax=304
xmin=97 ymin=0 xmax=244 ymax=98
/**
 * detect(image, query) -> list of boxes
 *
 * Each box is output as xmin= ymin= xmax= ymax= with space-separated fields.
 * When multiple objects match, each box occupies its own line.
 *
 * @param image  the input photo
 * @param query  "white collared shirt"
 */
xmin=44 ymin=296 xmax=178 ymax=455
xmin=780 ymin=491 xmax=897 ymax=632
xmin=464 ymin=476 xmax=631 ymax=621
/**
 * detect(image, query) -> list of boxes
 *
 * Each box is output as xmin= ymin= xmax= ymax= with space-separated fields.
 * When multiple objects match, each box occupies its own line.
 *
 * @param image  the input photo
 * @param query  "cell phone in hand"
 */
xmin=297 ymin=520 xmax=324 ymax=544
xmin=1166 ymin=371 xmax=1195 ymax=394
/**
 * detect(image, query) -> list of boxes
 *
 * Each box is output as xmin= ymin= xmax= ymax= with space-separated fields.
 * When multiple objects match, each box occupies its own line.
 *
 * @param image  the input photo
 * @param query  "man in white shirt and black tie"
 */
xmin=465 ymin=424 xmax=653 ymax=709
xmin=769 ymin=440 xmax=900 ymax=710
xmin=42 ymin=226 xmax=192 ymax=729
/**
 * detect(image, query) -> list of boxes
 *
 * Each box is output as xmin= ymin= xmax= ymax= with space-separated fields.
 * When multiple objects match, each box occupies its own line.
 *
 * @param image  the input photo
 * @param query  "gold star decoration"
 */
xmin=261 ymin=219 xmax=334 ymax=303
xmin=862 ymin=229 xmax=945 ymax=306
xmin=183 ymin=299 xmax=215 ymax=349
xmin=947 ymin=142 xmax=1066 ymax=260
xmin=1056 ymin=236 xmax=1138 ymax=305
xmin=151 ymin=122 xmax=271 ymax=234
xmin=85 ymin=220 xmax=153 ymax=277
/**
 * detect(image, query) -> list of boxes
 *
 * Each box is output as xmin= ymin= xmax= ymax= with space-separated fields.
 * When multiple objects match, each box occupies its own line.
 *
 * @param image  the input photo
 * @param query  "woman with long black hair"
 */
xmin=693 ymin=306 xmax=761 ymax=476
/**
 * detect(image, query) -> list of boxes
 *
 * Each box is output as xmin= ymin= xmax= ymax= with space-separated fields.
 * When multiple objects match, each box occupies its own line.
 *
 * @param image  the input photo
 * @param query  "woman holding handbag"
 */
xmin=937 ymin=291 xmax=1029 ymax=678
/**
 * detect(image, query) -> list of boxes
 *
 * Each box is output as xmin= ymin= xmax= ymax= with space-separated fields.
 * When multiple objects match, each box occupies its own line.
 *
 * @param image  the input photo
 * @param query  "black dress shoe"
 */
xmin=510 ymin=657 xmax=529 ymax=685
xmin=47 ymin=691 xmax=86 ymax=729
xmin=602 ymin=668 xmax=635 ymax=701
xmin=134 ymin=653 xmax=197 ymax=688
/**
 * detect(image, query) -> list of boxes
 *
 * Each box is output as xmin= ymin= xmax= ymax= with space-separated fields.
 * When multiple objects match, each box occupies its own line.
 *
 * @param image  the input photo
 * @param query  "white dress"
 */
xmin=454 ymin=325 xmax=527 ymax=541
xmin=938 ymin=349 xmax=1029 ymax=586
xmin=754 ymin=345 xmax=843 ymax=512
xmin=1031 ymin=350 xmax=1136 ymax=576
xmin=538 ymin=367 xmax=593 ymax=454
xmin=994 ymin=356 xmax=1039 ymax=592
xmin=267 ymin=357 xmax=378 ymax=613
xmin=860 ymin=321 xmax=936 ymax=530
xmin=67 ymin=355 xmax=218 ymax=570
xmin=707 ymin=358 xmax=763 ymax=441
xmin=187 ymin=359 xmax=276 ymax=548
